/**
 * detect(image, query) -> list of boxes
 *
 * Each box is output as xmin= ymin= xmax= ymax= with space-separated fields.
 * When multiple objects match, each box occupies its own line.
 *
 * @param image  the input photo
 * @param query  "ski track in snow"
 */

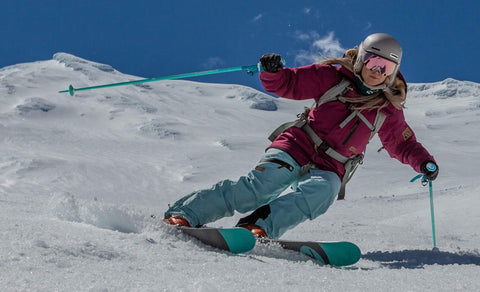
xmin=0 ymin=53 xmax=479 ymax=291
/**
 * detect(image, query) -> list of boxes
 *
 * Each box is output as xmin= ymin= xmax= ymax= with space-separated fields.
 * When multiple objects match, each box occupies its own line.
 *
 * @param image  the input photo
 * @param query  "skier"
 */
xmin=164 ymin=33 xmax=438 ymax=239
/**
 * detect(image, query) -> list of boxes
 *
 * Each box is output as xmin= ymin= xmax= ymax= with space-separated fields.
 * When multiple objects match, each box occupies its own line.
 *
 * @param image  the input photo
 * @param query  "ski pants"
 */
xmin=165 ymin=148 xmax=341 ymax=239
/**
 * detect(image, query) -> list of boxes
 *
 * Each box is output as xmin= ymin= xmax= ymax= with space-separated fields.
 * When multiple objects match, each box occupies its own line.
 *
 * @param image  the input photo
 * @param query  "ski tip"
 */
xmin=218 ymin=228 xmax=256 ymax=254
xmin=321 ymin=241 xmax=362 ymax=266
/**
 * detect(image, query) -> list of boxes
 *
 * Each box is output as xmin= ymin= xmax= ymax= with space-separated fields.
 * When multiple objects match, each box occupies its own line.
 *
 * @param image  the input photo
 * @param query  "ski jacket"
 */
xmin=260 ymin=64 xmax=435 ymax=179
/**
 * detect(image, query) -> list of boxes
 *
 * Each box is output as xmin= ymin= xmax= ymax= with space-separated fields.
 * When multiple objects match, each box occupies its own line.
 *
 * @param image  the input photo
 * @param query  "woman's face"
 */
xmin=361 ymin=64 xmax=388 ymax=87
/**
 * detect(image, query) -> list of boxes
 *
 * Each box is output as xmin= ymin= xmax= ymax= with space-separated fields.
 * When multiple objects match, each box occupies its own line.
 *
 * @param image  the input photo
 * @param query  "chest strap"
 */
xmin=301 ymin=123 xmax=349 ymax=164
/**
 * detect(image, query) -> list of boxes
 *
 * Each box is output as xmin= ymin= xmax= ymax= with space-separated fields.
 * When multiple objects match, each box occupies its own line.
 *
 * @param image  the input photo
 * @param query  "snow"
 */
xmin=1 ymin=53 xmax=479 ymax=291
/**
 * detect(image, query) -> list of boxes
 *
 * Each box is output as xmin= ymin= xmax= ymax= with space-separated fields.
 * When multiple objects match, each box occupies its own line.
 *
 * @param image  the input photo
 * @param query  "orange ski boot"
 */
xmin=238 ymin=223 xmax=267 ymax=237
xmin=166 ymin=215 xmax=191 ymax=227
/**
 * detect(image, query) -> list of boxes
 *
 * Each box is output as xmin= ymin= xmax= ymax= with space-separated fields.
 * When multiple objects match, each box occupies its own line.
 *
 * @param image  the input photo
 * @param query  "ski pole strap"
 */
xmin=410 ymin=174 xmax=425 ymax=183
xmin=410 ymin=174 xmax=429 ymax=186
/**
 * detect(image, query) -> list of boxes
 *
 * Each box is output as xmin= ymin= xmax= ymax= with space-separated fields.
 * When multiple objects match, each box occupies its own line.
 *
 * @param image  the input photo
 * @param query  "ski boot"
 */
xmin=237 ymin=223 xmax=267 ymax=237
xmin=165 ymin=215 xmax=191 ymax=227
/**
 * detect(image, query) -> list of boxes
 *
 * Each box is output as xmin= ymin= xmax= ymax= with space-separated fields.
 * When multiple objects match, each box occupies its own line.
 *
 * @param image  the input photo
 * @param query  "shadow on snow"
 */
xmin=363 ymin=249 xmax=480 ymax=269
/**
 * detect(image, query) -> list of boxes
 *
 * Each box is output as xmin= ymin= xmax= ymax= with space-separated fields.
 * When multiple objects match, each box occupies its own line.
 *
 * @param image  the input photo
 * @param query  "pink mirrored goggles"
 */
xmin=363 ymin=53 xmax=396 ymax=76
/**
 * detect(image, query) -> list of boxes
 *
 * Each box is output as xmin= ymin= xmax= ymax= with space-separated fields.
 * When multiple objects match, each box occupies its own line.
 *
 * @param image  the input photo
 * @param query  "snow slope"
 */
xmin=1 ymin=54 xmax=479 ymax=291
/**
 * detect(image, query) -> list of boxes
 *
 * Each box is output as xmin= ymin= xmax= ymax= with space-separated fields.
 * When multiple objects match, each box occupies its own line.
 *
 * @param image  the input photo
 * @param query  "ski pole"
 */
xmin=427 ymin=179 xmax=437 ymax=250
xmin=58 ymin=63 xmax=264 ymax=96
xmin=410 ymin=162 xmax=438 ymax=251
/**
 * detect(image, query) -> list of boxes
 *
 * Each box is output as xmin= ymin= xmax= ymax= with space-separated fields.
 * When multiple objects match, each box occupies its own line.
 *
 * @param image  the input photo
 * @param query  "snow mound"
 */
xmin=16 ymin=97 xmax=56 ymax=115
xmin=409 ymin=78 xmax=480 ymax=99
xmin=54 ymin=52 xmax=116 ymax=75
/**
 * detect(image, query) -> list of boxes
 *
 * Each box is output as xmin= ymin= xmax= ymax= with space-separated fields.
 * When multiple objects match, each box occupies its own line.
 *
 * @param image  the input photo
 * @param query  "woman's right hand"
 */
xmin=260 ymin=53 xmax=284 ymax=73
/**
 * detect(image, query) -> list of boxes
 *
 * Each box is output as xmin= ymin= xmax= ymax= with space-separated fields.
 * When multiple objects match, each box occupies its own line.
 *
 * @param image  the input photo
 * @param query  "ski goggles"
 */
xmin=363 ymin=53 xmax=397 ymax=76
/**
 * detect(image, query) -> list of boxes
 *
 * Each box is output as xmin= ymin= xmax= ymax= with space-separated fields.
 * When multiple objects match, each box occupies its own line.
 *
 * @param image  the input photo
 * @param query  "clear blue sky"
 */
xmin=2 ymin=0 xmax=478 ymax=92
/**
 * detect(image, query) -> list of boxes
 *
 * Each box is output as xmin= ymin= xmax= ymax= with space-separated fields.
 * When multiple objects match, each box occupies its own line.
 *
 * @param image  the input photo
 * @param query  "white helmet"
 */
xmin=354 ymin=33 xmax=402 ymax=89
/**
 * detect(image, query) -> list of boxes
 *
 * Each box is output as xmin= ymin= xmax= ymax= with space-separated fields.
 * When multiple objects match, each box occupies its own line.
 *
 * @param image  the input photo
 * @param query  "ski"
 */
xmin=162 ymin=216 xmax=360 ymax=265
xmin=171 ymin=225 xmax=256 ymax=254
xmin=257 ymin=238 xmax=361 ymax=266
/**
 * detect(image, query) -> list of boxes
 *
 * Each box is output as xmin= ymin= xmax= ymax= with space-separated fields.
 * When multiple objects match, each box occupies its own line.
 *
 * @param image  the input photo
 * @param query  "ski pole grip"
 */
xmin=426 ymin=162 xmax=437 ymax=172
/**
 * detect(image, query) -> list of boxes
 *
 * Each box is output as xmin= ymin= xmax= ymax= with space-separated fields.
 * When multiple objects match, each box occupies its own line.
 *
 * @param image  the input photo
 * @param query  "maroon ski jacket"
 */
xmin=260 ymin=64 xmax=435 ymax=178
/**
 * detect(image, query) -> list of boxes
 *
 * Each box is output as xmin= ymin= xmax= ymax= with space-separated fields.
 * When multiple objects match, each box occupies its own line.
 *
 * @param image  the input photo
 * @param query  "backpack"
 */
xmin=268 ymin=79 xmax=386 ymax=200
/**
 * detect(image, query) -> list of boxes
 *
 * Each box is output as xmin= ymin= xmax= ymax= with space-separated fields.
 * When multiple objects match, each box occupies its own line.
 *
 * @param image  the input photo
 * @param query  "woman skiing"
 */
xmin=164 ymin=33 xmax=438 ymax=239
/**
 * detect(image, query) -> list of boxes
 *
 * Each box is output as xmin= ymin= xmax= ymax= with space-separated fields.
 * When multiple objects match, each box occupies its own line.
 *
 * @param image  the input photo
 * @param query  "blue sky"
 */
xmin=2 ymin=0 xmax=479 ymax=92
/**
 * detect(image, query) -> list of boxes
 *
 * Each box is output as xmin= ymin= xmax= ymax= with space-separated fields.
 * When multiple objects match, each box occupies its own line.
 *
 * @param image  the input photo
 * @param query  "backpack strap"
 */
xmin=268 ymin=119 xmax=307 ymax=142
xmin=268 ymin=79 xmax=351 ymax=142
xmin=336 ymin=110 xmax=386 ymax=200
xmin=316 ymin=79 xmax=352 ymax=107
xmin=337 ymin=154 xmax=364 ymax=200
xmin=369 ymin=111 xmax=387 ymax=140
xmin=301 ymin=124 xmax=349 ymax=164
xmin=340 ymin=110 xmax=374 ymax=131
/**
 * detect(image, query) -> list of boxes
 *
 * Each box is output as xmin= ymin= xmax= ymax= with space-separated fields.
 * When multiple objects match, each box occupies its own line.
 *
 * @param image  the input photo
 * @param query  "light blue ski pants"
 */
xmin=165 ymin=148 xmax=341 ymax=238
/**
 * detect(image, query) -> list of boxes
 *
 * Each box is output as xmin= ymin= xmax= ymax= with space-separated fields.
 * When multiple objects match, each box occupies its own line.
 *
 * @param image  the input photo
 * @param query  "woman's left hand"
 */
xmin=421 ymin=161 xmax=439 ymax=181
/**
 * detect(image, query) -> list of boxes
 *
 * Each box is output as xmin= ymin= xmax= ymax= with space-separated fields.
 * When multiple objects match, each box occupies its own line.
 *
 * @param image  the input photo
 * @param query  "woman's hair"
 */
xmin=320 ymin=49 xmax=406 ymax=111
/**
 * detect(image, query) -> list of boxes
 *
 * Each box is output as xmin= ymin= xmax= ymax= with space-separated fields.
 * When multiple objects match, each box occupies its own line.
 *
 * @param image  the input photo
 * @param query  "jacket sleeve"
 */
xmin=378 ymin=107 xmax=435 ymax=173
xmin=259 ymin=64 xmax=340 ymax=100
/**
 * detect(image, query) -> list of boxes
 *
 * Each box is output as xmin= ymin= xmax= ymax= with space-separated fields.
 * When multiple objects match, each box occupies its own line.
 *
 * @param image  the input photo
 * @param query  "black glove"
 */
xmin=421 ymin=161 xmax=439 ymax=181
xmin=259 ymin=53 xmax=284 ymax=73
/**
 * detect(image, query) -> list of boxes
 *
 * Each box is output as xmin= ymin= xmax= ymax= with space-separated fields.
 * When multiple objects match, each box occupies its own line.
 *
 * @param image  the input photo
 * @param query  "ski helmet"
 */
xmin=354 ymin=33 xmax=402 ymax=89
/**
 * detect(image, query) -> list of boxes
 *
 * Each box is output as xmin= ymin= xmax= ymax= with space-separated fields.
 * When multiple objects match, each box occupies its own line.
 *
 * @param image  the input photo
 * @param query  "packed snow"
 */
xmin=0 ymin=53 xmax=479 ymax=291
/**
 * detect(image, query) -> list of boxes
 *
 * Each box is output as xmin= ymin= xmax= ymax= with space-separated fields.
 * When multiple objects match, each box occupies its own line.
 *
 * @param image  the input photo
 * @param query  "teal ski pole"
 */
xmin=410 ymin=162 xmax=438 ymax=251
xmin=427 ymin=179 xmax=437 ymax=250
xmin=59 ymin=63 xmax=264 ymax=96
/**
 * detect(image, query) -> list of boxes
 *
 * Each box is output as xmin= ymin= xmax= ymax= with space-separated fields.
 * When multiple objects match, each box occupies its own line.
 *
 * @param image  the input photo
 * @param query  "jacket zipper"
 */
xmin=342 ymin=120 xmax=361 ymax=145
